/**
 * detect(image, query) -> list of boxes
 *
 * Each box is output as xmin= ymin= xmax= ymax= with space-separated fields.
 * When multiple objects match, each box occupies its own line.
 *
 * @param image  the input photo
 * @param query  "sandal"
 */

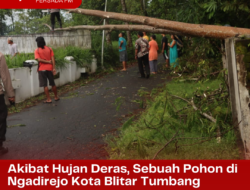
xmin=43 ymin=100 xmax=52 ymax=104
xmin=55 ymin=98 xmax=60 ymax=101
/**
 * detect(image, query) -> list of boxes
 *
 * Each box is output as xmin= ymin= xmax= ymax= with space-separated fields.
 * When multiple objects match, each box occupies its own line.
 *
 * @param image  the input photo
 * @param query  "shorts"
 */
xmin=119 ymin=50 xmax=128 ymax=62
xmin=38 ymin=71 xmax=55 ymax=87
xmin=163 ymin=50 xmax=169 ymax=60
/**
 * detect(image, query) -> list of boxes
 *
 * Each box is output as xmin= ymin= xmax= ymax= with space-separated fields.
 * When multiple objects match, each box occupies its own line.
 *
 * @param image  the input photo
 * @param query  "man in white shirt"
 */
xmin=7 ymin=37 xmax=19 ymax=58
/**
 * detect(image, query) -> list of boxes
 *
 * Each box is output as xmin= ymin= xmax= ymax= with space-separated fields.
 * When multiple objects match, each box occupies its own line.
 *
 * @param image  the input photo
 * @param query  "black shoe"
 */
xmin=138 ymin=76 xmax=145 ymax=78
xmin=0 ymin=147 xmax=8 ymax=156
xmin=146 ymin=74 xmax=150 ymax=79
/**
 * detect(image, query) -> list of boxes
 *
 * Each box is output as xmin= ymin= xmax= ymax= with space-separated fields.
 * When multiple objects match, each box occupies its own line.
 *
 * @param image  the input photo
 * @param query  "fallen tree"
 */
xmin=43 ymin=23 xmax=184 ymax=36
xmin=67 ymin=8 xmax=250 ymax=39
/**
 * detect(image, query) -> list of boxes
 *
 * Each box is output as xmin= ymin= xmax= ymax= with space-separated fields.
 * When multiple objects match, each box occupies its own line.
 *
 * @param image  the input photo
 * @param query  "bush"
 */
xmin=52 ymin=47 xmax=68 ymax=69
xmin=53 ymin=46 xmax=92 ymax=69
xmin=5 ymin=46 xmax=93 ymax=70
xmin=91 ymin=33 xmax=120 ymax=68
xmin=177 ymin=37 xmax=222 ymax=75
xmin=5 ymin=53 xmax=34 ymax=69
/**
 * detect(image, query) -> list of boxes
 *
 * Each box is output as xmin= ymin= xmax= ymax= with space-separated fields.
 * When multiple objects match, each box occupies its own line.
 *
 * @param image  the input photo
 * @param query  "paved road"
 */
xmin=2 ymin=58 xmax=169 ymax=160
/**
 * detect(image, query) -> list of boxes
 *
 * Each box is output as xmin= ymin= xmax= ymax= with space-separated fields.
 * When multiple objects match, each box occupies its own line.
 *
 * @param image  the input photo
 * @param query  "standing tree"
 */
xmin=0 ymin=9 xmax=12 ymax=35
xmin=105 ymin=19 xmax=112 ymax=45
xmin=141 ymin=0 xmax=148 ymax=16
xmin=121 ymin=0 xmax=133 ymax=47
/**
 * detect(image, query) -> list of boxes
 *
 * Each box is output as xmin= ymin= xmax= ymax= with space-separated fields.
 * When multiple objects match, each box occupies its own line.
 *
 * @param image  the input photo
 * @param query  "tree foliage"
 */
xmin=3 ymin=0 xmax=250 ymax=35
xmin=149 ymin=0 xmax=250 ymax=27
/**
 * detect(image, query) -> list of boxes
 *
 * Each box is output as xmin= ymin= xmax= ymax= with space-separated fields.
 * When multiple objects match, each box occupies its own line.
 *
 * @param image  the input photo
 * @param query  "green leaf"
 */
xmin=122 ymin=116 xmax=135 ymax=131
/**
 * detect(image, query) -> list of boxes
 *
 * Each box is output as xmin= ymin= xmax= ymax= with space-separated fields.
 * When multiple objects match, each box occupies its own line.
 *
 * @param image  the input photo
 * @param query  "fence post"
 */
xmin=225 ymin=37 xmax=250 ymax=159
xmin=225 ymin=38 xmax=241 ymax=124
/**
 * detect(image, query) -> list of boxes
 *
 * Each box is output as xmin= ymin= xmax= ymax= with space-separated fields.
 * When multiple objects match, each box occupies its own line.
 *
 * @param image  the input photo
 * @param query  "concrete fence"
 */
xmin=0 ymin=30 xmax=91 ymax=55
xmin=225 ymin=36 xmax=250 ymax=159
xmin=6 ymin=56 xmax=97 ymax=104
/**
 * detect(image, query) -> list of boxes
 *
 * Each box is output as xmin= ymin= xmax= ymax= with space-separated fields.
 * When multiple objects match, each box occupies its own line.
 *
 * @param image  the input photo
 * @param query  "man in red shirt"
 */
xmin=34 ymin=37 xmax=59 ymax=103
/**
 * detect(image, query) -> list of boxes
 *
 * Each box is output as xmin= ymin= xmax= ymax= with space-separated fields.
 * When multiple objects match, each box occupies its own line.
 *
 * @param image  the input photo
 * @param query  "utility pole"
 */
xmin=101 ymin=0 xmax=108 ymax=70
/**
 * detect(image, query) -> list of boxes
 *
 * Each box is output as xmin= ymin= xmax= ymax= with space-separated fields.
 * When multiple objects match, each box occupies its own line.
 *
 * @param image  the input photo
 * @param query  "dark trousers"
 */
xmin=138 ymin=54 xmax=150 ymax=77
xmin=50 ymin=12 xmax=62 ymax=30
xmin=0 ymin=94 xmax=7 ymax=146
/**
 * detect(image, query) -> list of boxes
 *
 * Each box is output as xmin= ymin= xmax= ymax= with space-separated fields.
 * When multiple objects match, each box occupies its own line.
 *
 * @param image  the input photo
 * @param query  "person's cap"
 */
xmin=7 ymin=37 xmax=13 ymax=42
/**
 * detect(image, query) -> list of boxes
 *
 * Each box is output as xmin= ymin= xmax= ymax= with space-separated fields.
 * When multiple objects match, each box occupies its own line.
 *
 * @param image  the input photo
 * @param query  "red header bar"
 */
xmin=0 ymin=160 xmax=249 ymax=189
xmin=0 ymin=0 xmax=82 ymax=9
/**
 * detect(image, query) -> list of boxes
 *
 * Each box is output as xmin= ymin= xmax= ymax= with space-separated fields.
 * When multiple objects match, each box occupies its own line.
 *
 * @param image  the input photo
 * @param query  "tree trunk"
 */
xmin=68 ymin=8 xmax=250 ymax=39
xmin=46 ymin=24 xmax=184 ymax=36
xmin=0 ymin=19 xmax=3 ymax=36
xmin=11 ymin=10 xmax=15 ymax=31
xmin=105 ymin=19 xmax=112 ymax=45
xmin=141 ymin=0 xmax=148 ymax=16
xmin=221 ymin=40 xmax=227 ymax=69
xmin=121 ymin=0 xmax=132 ymax=47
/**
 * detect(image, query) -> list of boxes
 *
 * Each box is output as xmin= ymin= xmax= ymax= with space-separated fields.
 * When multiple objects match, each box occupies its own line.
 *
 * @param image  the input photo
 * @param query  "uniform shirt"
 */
xmin=143 ymin=35 xmax=149 ymax=41
xmin=34 ymin=46 xmax=54 ymax=71
xmin=149 ymin=40 xmax=159 ymax=61
xmin=118 ymin=37 xmax=127 ymax=52
xmin=135 ymin=37 xmax=149 ymax=58
xmin=0 ymin=52 xmax=14 ymax=97
xmin=9 ymin=43 xmax=18 ymax=57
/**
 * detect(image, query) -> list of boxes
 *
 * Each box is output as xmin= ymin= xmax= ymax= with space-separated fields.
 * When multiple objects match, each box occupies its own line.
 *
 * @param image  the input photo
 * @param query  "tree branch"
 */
xmin=43 ymin=23 xmax=52 ymax=30
xmin=43 ymin=23 xmax=184 ymax=35
xmin=152 ymin=131 xmax=179 ymax=160
xmin=170 ymin=95 xmax=217 ymax=123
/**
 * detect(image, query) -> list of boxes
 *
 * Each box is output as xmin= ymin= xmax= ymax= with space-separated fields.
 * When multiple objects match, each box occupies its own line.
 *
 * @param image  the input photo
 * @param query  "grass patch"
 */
xmin=106 ymin=79 xmax=239 ymax=160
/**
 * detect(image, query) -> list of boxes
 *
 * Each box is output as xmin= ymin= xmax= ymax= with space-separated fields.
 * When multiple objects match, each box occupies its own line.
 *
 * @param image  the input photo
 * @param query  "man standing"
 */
xmin=161 ymin=34 xmax=169 ymax=68
xmin=118 ymin=32 xmax=128 ymax=71
xmin=35 ymin=37 xmax=59 ymax=103
xmin=135 ymin=32 xmax=150 ymax=79
xmin=7 ymin=37 xmax=19 ymax=58
xmin=143 ymin=32 xmax=149 ymax=41
xmin=49 ymin=9 xmax=62 ymax=31
xmin=0 ymin=52 xmax=15 ymax=155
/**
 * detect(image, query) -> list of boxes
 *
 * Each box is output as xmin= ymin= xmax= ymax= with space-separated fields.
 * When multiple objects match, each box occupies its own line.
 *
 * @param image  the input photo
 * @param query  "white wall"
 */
xmin=8 ymin=61 xmax=87 ymax=103
xmin=0 ymin=30 xmax=91 ymax=55
xmin=5 ymin=54 xmax=97 ymax=104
